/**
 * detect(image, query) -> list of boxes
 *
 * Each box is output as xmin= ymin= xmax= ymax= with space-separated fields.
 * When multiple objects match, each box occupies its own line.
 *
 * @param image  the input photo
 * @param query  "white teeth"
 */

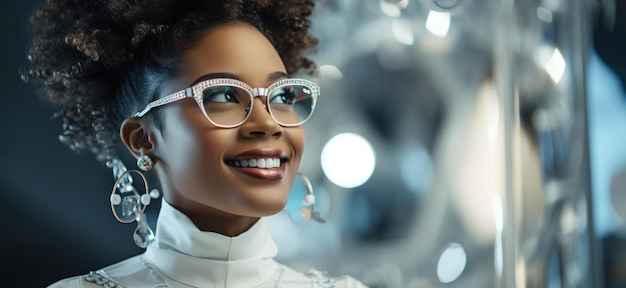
xmin=229 ymin=158 xmax=282 ymax=168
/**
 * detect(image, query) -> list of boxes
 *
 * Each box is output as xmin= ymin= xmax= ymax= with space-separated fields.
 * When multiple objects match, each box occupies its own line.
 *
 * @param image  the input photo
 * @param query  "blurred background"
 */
xmin=2 ymin=0 xmax=626 ymax=287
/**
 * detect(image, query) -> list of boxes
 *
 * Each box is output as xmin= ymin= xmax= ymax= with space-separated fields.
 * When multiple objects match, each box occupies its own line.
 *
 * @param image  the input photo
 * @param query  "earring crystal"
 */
xmin=107 ymin=158 xmax=160 ymax=248
xmin=137 ymin=155 xmax=153 ymax=171
xmin=133 ymin=212 xmax=155 ymax=248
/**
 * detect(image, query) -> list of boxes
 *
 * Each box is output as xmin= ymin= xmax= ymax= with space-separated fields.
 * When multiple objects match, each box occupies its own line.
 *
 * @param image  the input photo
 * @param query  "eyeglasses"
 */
xmin=134 ymin=78 xmax=319 ymax=128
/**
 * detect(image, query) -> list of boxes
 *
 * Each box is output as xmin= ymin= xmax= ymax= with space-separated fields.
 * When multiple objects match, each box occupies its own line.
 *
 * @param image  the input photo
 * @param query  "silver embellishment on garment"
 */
xmin=305 ymin=269 xmax=336 ymax=288
xmin=83 ymin=271 xmax=127 ymax=288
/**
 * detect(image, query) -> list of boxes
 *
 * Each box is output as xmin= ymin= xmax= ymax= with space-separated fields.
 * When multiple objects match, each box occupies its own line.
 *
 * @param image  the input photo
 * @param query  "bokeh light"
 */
xmin=425 ymin=10 xmax=451 ymax=38
xmin=321 ymin=133 xmax=376 ymax=188
xmin=436 ymin=242 xmax=467 ymax=283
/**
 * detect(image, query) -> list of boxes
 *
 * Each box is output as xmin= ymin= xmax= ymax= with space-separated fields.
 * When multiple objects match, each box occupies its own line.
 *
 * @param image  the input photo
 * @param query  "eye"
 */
xmin=202 ymin=86 xmax=240 ymax=103
xmin=269 ymin=86 xmax=297 ymax=105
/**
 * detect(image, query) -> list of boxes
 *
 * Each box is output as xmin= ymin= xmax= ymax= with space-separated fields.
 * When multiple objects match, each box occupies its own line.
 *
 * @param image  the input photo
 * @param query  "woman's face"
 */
xmin=150 ymin=22 xmax=305 ymax=225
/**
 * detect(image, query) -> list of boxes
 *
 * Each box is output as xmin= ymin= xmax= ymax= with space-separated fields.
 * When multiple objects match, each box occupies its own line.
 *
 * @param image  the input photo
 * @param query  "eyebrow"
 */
xmin=190 ymin=71 xmax=289 ymax=86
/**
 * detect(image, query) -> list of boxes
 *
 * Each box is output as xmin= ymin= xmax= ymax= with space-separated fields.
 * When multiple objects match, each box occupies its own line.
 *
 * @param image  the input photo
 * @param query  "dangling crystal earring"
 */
xmin=286 ymin=173 xmax=326 ymax=226
xmin=107 ymin=157 xmax=160 ymax=248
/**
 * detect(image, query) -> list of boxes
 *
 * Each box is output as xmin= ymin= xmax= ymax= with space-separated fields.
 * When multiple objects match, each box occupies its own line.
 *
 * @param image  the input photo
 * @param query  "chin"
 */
xmin=241 ymin=196 xmax=289 ymax=218
xmin=235 ymin=183 xmax=291 ymax=217
xmin=258 ymin=200 xmax=289 ymax=217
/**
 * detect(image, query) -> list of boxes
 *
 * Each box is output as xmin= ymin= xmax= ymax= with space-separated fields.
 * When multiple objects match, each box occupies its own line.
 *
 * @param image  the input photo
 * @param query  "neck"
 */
xmin=183 ymin=206 xmax=260 ymax=237
xmin=162 ymin=196 xmax=260 ymax=237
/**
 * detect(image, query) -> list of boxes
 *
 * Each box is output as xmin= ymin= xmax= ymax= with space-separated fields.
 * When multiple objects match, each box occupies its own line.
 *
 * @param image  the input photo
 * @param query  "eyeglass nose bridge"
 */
xmin=244 ymin=88 xmax=271 ymax=115
xmin=250 ymin=88 xmax=268 ymax=97
xmin=249 ymin=88 xmax=269 ymax=109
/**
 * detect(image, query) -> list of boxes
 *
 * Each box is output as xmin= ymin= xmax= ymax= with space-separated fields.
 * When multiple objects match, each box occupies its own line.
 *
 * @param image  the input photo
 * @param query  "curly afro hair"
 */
xmin=21 ymin=0 xmax=318 ymax=163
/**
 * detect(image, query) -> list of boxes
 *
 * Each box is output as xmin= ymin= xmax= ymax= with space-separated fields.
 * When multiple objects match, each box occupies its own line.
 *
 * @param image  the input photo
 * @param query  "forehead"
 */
xmin=178 ymin=22 xmax=286 ymax=86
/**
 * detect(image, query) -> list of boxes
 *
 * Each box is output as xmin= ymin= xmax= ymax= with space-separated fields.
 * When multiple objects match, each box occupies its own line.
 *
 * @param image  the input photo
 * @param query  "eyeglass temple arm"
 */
xmin=133 ymin=88 xmax=193 ymax=117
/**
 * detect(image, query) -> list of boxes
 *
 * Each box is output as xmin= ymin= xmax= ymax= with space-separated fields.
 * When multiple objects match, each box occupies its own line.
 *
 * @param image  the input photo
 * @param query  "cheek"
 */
xmin=288 ymin=127 xmax=306 ymax=163
xmin=288 ymin=127 xmax=306 ymax=153
xmin=158 ymin=105 xmax=231 ymax=190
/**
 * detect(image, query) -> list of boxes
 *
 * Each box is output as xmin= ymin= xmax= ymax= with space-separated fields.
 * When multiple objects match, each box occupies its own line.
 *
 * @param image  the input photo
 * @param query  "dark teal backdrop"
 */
xmin=0 ymin=1 xmax=155 ymax=286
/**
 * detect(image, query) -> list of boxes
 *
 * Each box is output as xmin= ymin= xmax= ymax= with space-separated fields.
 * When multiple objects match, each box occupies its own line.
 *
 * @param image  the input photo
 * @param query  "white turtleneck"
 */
xmin=48 ymin=200 xmax=368 ymax=288
xmin=145 ymin=200 xmax=278 ymax=287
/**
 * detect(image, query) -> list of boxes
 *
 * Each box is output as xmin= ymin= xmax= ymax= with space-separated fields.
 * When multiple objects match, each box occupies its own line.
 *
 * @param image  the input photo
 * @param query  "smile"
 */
xmin=224 ymin=148 xmax=289 ymax=180
xmin=226 ymin=158 xmax=283 ymax=168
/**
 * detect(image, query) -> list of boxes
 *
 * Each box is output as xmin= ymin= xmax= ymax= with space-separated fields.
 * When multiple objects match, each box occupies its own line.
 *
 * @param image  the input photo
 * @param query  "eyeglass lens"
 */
xmin=201 ymin=83 xmax=315 ymax=126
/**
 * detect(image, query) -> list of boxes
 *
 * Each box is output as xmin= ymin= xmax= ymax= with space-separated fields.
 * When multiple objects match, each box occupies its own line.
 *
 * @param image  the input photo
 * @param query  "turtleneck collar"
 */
xmin=144 ymin=199 xmax=278 ymax=287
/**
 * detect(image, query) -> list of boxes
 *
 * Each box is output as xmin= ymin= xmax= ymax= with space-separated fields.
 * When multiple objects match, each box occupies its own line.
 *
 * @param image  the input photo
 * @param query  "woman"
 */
xmin=22 ymin=0 xmax=367 ymax=287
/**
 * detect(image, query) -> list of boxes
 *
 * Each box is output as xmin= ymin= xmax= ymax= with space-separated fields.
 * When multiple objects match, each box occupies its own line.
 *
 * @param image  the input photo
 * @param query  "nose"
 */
xmin=239 ymin=97 xmax=283 ymax=138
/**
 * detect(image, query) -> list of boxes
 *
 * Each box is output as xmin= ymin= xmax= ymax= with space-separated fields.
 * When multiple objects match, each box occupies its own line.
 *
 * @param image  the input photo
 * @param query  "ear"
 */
xmin=120 ymin=117 xmax=156 ymax=159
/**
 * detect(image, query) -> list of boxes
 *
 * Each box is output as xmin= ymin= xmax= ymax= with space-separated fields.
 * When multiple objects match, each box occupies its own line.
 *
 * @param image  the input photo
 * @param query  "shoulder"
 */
xmin=273 ymin=263 xmax=369 ymax=288
xmin=47 ymin=255 xmax=163 ymax=288
xmin=48 ymin=275 xmax=90 ymax=288
xmin=47 ymin=272 xmax=126 ymax=288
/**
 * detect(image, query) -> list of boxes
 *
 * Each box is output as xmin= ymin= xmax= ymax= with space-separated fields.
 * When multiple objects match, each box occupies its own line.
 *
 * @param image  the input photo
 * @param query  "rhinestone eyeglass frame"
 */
xmin=134 ymin=78 xmax=320 ymax=128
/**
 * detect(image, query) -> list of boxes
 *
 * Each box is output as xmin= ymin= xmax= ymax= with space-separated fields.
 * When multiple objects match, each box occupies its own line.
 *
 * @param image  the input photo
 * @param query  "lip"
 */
xmin=228 ymin=148 xmax=288 ymax=160
xmin=225 ymin=148 xmax=289 ymax=180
